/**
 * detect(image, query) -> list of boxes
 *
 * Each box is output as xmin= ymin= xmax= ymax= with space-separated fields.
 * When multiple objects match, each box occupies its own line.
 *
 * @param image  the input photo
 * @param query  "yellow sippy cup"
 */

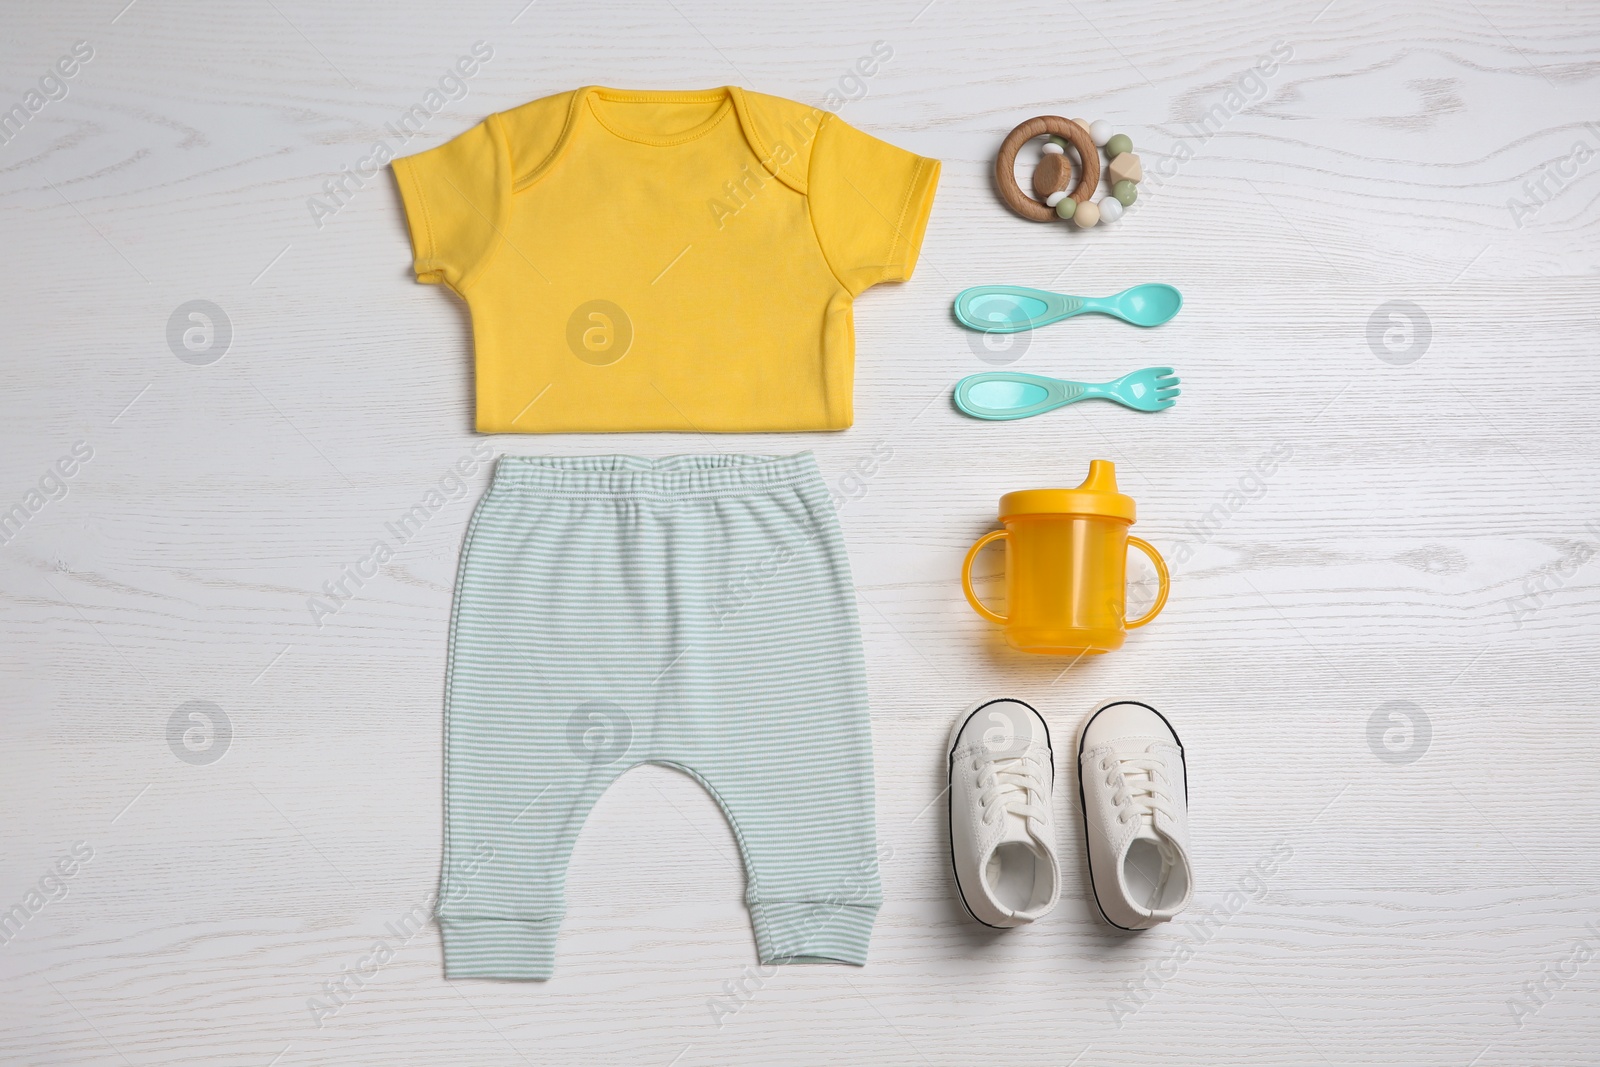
xmin=961 ymin=460 xmax=1169 ymax=656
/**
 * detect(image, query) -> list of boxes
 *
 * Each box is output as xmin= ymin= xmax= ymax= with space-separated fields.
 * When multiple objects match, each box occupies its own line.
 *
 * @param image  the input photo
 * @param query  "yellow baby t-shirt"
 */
xmin=392 ymin=86 xmax=940 ymax=433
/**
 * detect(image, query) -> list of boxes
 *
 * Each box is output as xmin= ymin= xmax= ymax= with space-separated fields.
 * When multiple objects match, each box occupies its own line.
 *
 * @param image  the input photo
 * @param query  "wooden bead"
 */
xmin=1032 ymin=152 xmax=1071 ymax=200
xmin=1108 ymin=151 xmax=1142 ymax=185
xmin=1073 ymin=199 xmax=1100 ymax=228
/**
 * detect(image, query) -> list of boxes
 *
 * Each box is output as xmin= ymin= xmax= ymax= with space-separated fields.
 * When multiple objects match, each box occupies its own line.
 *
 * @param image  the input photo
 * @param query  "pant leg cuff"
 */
xmin=750 ymin=900 xmax=879 ymax=966
xmin=440 ymin=917 xmax=559 ymax=980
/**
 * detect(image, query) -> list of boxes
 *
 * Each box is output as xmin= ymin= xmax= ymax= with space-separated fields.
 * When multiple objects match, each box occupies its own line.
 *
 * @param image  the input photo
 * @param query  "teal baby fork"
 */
xmin=953 ymin=368 xmax=1180 ymax=420
xmin=954 ymin=283 xmax=1182 ymax=331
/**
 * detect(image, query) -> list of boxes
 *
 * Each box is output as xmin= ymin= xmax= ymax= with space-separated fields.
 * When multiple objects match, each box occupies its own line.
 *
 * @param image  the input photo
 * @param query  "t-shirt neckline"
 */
xmin=583 ymin=86 xmax=735 ymax=147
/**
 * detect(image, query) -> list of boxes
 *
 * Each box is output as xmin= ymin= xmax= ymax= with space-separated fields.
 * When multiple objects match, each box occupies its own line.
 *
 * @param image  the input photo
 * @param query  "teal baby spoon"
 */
xmin=954 ymin=368 xmax=1180 ymax=420
xmin=953 ymin=283 xmax=1182 ymax=332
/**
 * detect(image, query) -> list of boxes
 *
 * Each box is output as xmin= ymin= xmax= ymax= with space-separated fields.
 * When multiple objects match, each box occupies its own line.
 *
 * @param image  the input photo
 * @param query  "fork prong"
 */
xmin=1152 ymin=398 xmax=1176 ymax=410
xmin=1157 ymin=388 xmax=1181 ymax=398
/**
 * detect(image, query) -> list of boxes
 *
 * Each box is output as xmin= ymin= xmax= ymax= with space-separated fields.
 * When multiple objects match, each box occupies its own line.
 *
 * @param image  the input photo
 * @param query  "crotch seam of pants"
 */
xmin=437 ymin=758 xmax=763 ymax=924
xmin=647 ymin=758 xmax=763 ymax=900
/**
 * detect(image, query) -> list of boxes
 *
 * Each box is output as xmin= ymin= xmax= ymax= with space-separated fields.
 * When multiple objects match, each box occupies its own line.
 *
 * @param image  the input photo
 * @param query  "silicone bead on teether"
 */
xmin=1073 ymin=200 xmax=1100 ymax=228
xmin=1055 ymin=198 xmax=1077 ymax=220
xmin=1041 ymin=140 xmax=1065 ymax=155
xmin=1105 ymin=133 xmax=1132 ymax=159
xmin=1047 ymin=135 xmax=1070 ymax=151
xmin=1072 ymin=119 xmax=1091 ymax=135
xmin=1113 ymin=180 xmax=1138 ymax=206
xmin=1108 ymin=152 xmax=1143 ymax=185
xmin=1097 ymin=196 xmax=1124 ymax=224
xmin=1089 ymin=120 xmax=1112 ymax=147
xmin=1045 ymin=190 xmax=1068 ymax=208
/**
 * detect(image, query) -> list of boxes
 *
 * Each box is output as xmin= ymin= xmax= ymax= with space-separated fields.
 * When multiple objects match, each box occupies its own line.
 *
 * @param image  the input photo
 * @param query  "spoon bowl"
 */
xmin=1107 ymin=283 xmax=1182 ymax=328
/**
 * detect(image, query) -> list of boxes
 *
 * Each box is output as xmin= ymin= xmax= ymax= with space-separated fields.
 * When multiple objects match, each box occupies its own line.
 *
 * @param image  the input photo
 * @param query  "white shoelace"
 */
xmin=1099 ymin=752 xmax=1180 ymax=907
xmin=972 ymin=750 xmax=1050 ymax=830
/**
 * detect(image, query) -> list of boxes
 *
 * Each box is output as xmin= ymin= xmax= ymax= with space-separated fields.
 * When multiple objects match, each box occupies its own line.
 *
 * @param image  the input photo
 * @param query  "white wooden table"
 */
xmin=4 ymin=2 xmax=1598 ymax=1063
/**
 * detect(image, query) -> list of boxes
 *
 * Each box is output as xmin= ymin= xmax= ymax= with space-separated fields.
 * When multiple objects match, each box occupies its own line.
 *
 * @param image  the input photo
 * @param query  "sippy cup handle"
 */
xmin=961 ymin=530 xmax=1009 ymax=625
xmin=1124 ymin=536 xmax=1170 ymax=628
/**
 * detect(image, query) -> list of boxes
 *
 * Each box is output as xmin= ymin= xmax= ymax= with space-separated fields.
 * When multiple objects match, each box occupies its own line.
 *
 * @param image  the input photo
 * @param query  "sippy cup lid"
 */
xmin=998 ymin=459 xmax=1136 ymax=522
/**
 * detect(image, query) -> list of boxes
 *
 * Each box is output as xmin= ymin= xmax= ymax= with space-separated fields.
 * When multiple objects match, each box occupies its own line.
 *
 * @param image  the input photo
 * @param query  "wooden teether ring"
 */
xmin=995 ymin=116 xmax=1099 ymax=222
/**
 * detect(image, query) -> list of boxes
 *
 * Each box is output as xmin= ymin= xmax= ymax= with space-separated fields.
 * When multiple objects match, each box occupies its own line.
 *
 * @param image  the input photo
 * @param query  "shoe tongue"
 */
xmin=994 ymin=803 xmax=1040 ymax=846
xmin=996 ymin=813 xmax=1045 ymax=853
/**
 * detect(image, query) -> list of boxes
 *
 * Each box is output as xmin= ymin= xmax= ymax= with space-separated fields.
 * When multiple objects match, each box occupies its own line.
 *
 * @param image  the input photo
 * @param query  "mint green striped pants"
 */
xmin=439 ymin=453 xmax=881 ymax=979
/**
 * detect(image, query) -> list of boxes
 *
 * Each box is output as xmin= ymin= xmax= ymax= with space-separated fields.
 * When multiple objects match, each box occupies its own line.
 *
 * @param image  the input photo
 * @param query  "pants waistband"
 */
xmin=489 ymin=453 xmax=821 ymax=499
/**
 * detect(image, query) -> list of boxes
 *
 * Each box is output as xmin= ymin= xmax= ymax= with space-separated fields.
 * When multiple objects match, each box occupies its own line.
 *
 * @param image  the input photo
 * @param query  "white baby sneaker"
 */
xmin=948 ymin=698 xmax=1060 ymax=928
xmin=1077 ymin=700 xmax=1193 ymax=930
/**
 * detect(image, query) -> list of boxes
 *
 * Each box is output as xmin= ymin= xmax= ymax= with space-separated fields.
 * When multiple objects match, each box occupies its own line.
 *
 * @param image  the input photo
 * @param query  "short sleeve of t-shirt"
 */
xmin=391 ymin=116 xmax=508 ymax=291
xmin=807 ymin=113 xmax=940 ymax=296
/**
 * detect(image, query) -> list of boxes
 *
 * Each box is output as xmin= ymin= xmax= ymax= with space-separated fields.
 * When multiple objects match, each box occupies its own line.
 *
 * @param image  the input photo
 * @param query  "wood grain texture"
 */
xmin=998 ymin=114 xmax=1098 ymax=217
xmin=3 ymin=0 xmax=1599 ymax=1063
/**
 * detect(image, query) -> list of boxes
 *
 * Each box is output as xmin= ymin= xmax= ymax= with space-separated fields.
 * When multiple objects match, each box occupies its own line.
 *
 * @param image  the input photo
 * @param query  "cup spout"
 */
xmin=1078 ymin=459 xmax=1118 ymax=492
